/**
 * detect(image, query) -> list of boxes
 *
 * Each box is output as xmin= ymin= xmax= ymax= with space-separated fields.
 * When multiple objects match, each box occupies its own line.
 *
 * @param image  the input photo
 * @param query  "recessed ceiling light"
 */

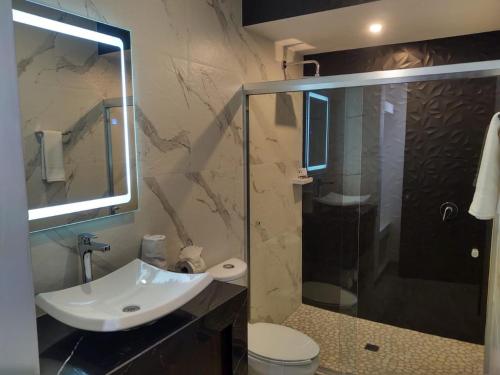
xmin=369 ymin=23 xmax=383 ymax=33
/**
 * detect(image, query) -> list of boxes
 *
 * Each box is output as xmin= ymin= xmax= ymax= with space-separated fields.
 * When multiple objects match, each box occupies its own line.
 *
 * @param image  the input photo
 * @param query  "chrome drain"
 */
xmin=223 ymin=263 xmax=235 ymax=269
xmin=122 ymin=305 xmax=140 ymax=313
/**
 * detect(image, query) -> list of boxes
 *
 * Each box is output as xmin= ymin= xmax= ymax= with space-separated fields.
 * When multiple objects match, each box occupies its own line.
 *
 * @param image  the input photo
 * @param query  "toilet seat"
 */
xmin=248 ymin=323 xmax=320 ymax=365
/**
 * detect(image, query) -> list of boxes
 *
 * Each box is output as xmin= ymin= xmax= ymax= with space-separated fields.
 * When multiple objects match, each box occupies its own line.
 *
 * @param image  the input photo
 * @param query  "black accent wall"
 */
xmin=400 ymin=77 xmax=494 ymax=285
xmin=242 ymin=0 xmax=378 ymax=26
xmin=304 ymin=31 xmax=500 ymax=76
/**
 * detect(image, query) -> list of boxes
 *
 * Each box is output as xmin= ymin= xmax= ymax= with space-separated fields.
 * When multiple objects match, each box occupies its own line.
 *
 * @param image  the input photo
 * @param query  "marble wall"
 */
xmin=248 ymin=92 xmax=303 ymax=323
xmin=28 ymin=0 xmax=294 ymax=298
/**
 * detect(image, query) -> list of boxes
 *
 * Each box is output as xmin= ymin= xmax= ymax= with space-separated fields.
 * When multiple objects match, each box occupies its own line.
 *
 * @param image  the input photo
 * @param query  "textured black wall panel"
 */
xmin=305 ymin=31 xmax=500 ymax=76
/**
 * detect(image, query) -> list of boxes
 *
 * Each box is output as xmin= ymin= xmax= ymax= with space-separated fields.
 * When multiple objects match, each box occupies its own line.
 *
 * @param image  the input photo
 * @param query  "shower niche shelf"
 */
xmin=292 ymin=177 xmax=313 ymax=185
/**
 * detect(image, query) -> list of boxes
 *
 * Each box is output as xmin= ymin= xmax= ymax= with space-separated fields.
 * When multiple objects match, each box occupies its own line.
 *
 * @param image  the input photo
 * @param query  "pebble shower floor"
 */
xmin=283 ymin=304 xmax=484 ymax=375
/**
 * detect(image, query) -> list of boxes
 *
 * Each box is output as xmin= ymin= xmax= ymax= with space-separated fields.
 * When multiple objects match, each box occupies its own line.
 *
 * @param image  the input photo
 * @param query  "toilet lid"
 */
xmin=248 ymin=323 xmax=320 ymax=363
xmin=207 ymin=258 xmax=247 ymax=282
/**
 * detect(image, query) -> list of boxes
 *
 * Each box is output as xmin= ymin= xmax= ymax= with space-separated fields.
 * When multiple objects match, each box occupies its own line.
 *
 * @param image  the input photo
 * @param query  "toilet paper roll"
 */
xmin=174 ymin=260 xmax=195 ymax=273
xmin=174 ymin=258 xmax=206 ymax=274
xmin=174 ymin=245 xmax=206 ymax=273
xmin=141 ymin=234 xmax=167 ymax=269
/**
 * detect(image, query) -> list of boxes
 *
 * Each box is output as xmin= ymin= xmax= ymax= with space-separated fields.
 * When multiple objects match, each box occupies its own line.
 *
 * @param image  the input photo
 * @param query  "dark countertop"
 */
xmin=37 ymin=281 xmax=247 ymax=374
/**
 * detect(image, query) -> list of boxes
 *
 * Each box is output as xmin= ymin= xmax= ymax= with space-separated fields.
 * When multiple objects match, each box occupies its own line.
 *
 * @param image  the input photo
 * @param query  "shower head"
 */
xmin=282 ymin=59 xmax=320 ymax=79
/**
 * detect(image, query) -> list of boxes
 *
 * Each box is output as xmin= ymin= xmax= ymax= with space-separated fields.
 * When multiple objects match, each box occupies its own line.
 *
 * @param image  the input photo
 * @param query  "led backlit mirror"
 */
xmin=12 ymin=0 xmax=137 ymax=232
xmin=305 ymin=92 xmax=329 ymax=171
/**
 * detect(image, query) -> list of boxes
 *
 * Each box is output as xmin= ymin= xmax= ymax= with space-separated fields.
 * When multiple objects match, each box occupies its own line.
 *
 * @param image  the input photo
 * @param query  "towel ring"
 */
xmin=35 ymin=130 xmax=72 ymax=144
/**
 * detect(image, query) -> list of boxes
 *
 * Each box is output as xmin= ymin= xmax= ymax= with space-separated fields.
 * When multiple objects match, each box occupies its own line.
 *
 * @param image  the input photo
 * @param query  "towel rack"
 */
xmin=35 ymin=130 xmax=72 ymax=144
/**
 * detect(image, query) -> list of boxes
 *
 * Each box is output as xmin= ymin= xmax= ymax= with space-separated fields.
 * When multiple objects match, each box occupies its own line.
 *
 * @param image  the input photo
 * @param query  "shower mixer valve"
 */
xmin=440 ymin=202 xmax=458 ymax=222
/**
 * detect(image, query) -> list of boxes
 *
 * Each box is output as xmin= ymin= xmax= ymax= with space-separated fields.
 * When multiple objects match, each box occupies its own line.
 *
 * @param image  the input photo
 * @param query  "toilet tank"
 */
xmin=207 ymin=258 xmax=247 ymax=287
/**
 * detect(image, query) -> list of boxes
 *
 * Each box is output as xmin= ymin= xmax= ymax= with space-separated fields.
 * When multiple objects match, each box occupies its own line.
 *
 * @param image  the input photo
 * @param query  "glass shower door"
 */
xmin=248 ymin=89 xmax=362 ymax=375
xmin=246 ymin=72 xmax=497 ymax=374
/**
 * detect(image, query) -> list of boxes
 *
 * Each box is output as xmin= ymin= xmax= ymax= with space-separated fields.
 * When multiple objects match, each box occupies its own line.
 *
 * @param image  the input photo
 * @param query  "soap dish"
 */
xmin=292 ymin=177 xmax=313 ymax=185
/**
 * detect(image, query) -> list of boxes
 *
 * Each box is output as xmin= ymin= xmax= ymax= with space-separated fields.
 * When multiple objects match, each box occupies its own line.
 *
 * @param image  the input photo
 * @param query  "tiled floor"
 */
xmin=283 ymin=304 xmax=484 ymax=375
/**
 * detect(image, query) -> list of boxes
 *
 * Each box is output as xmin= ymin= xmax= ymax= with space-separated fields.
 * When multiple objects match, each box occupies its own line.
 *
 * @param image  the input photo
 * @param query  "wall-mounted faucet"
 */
xmin=77 ymin=233 xmax=111 ymax=283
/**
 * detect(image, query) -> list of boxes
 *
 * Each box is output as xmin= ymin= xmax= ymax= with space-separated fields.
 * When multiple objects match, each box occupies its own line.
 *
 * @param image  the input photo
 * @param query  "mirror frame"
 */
xmin=12 ymin=1 xmax=138 ymax=232
xmin=305 ymin=92 xmax=329 ymax=172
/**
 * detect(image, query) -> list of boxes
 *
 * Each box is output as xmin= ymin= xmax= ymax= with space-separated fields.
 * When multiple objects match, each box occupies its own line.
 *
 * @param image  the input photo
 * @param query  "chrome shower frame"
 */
xmin=242 ymin=60 xmax=500 ymax=366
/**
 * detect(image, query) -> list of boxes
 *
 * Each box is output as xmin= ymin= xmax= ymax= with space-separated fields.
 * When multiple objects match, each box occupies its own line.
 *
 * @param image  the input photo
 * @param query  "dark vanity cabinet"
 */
xmin=37 ymin=282 xmax=247 ymax=375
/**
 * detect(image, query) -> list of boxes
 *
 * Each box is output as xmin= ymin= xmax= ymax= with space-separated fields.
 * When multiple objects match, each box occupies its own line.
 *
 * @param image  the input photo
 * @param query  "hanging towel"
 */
xmin=40 ymin=130 xmax=65 ymax=182
xmin=469 ymin=113 xmax=500 ymax=220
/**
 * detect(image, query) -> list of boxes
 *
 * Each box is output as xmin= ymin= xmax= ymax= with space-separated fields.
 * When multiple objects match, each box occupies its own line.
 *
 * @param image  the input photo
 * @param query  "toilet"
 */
xmin=207 ymin=259 xmax=321 ymax=375
xmin=247 ymin=322 xmax=320 ymax=375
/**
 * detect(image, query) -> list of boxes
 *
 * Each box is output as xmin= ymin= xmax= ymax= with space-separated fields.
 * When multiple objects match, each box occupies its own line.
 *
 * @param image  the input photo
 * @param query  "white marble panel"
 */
xmin=248 ymin=90 xmax=304 ymax=324
xmin=249 ymin=161 xmax=302 ymax=246
xmin=249 ymin=92 xmax=304 ymax=165
xmin=135 ymin=58 xmax=193 ymax=176
xmin=183 ymin=60 xmax=246 ymax=173
xmin=250 ymin=230 xmax=302 ymax=324
xmin=142 ymin=167 xmax=243 ymax=269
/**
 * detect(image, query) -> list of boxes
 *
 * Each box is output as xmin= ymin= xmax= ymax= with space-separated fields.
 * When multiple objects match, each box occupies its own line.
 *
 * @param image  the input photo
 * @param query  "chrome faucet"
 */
xmin=77 ymin=233 xmax=110 ymax=283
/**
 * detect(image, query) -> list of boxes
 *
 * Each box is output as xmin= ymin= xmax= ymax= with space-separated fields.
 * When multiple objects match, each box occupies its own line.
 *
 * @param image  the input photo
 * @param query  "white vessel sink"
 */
xmin=35 ymin=259 xmax=213 ymax=332
xmin=315 ymin=192 xmax=371 ymax=207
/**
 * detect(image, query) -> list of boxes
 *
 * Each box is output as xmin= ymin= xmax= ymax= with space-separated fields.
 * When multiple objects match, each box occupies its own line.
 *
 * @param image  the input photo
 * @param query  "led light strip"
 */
xmin=12 ymin=9 xmax=132 ymax=221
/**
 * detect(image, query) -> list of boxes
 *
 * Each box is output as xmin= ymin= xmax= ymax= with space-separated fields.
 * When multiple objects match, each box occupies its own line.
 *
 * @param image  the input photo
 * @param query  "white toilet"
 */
xmin=247 ymin=322 xmax=320 ymax=375
xmin=207 ymin=259 xmax=321 ymax=375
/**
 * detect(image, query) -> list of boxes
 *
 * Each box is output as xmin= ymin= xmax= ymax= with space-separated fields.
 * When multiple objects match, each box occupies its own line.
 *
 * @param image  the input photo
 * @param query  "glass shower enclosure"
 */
xmin=244 ymin=61 xmax=500 ymax=375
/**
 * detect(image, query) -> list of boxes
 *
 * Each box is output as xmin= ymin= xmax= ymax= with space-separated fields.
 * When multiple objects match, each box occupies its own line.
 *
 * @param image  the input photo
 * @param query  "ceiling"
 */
xmin=245 ymin=0 xmax=500 ymax=55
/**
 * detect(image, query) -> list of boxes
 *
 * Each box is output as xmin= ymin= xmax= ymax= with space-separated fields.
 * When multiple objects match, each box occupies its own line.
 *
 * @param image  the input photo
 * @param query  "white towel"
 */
xmin=469 ymin=113 xmax=500 ymax=220
xmin=41 ymin=130 xmax=65 ymax=182
xmin=141 ymin=234 xmax=167 ymax=269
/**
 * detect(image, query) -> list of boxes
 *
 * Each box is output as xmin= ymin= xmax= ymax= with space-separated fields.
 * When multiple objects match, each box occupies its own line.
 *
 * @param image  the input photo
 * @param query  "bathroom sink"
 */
xmin=35 ymin=259 xmax=213 ymax=332
xmin=315 ymin=192 xmax=371 ymax=207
